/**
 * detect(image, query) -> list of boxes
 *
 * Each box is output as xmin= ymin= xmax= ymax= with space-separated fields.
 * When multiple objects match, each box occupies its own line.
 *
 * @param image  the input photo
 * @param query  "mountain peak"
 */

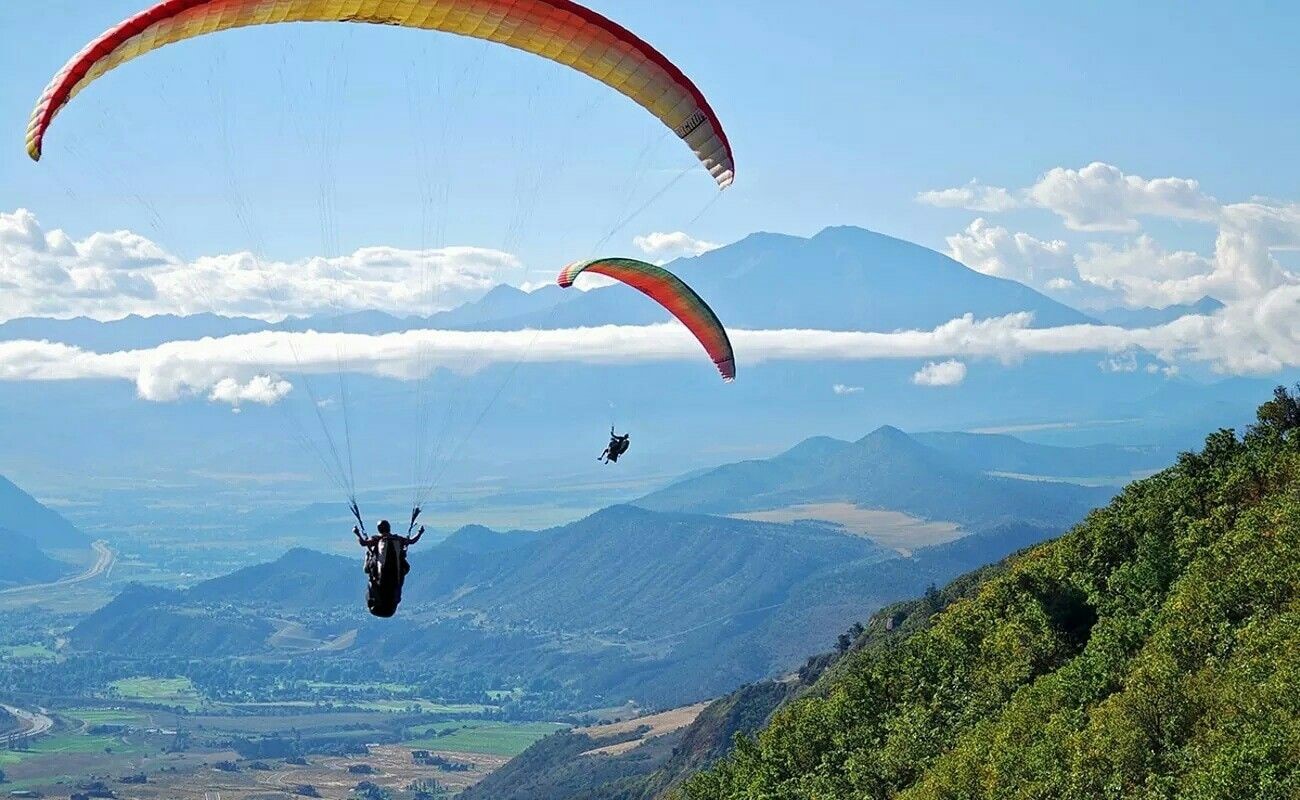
xmin=811 ymin=224 xmax=882 ymax=240
xmin=481 ymin=284 xmax=528 ymax=301
xmin=278 ymin=547 xmax=346 ymax=567
xmin=451 ymin=523 xmax=495 ymax=536
xmin=853 ymin=426 xmax=943 ymax=465
xmin=735 ymin=230 xmax=804 ymax=244
xmin=670 ymin=223 xmax=1095 ymax=332
xmin=775 ymin=435 xmax=853 ymax=464
xmin=443 ymin=524 xmax=538 ymax=554
xmin=857 ymin=425 xmax=913 ymax=444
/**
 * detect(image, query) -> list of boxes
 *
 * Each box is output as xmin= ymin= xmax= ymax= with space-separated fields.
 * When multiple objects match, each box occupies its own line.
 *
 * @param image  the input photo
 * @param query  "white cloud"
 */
xmin=632 ymin=231 xmax=720 ymax=261
xmin=208 ymin=375 xmax=293 ymax=406
xmin=1075 ymin=235 xmax=1217 ymax=307
xmin=7 ymin=302 xmax=1300 ymax=405
xmin=916 ymin=181 xmax=1021 ymax=213
xmin=1212 ymin=201 xmax=1300 ymax=299
xmin=1099 ymin=352 xmax=1139 ymax=373
xmin=1026 ymin=162 xmax=1219 ymax=232
xmin=0 ymin=209 xmax=522 ymax=322
xmin=1079 ymin=235 xmax=1211 ymax=283
xmin=921 ymin=163 xmax=1218 ymax=233
xmin=930 ymin=162 xmax=1300 ymax=310
xmin=832 ymin=383 xmax=864 ymax=395
xmin=1066 ymin=202 xmax=1300 ymax=309
xmin=944 ymin=219 xmax=1073 ymax=284
xmin=912 ymin=360 xmax=967 ymax=387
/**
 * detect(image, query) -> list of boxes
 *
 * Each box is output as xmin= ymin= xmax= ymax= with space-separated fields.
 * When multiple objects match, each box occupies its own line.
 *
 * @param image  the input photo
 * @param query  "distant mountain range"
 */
xmin=1090 ymin=296 xmax=1224 ymax=328
xmin=70 ymin=425 xmax=1118 ymax=707
xmin=0 ymin=312 xmax=267 ymax=351
xmin=75 ymin=507 xmax=889 ymax=704
xmin=0 ymin=284 xmax=572 ymax=350
xmin=0 ymin=227 xmax=1095 ymax=347
xmin=481 ymin=227 xmax=1097 ymax=332
xmin=0 ymin=232 xmax=1227 ymax=351
xmin=911 ymin=430 xmax=1171 ymax=479
xmin=637 ymin=425 xmax=1114 ymax=530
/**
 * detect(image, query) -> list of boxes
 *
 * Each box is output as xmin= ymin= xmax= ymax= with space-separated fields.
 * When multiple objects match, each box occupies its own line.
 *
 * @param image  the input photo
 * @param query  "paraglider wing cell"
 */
xmin=26 ymin=0 xmax=734 ymax=187
xmin=557 ymin=257 xmax=735 ymax=381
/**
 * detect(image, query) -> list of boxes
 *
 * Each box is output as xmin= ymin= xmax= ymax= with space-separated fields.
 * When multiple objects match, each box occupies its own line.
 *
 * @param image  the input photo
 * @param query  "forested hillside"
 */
xmin=0 ymin=475 xmax=86 ymax=548
xmin=460 ymin=549 xmax=1009 ymax=800
xmin=681 ymin=388 xmax=1300 ymax=799
xmin=0 ymin=528 xmax=72 ymax=588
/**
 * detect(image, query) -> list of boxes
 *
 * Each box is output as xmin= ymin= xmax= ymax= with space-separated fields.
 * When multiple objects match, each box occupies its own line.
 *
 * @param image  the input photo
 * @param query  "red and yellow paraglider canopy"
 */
xmin=26 ymin=0 xmax=734 ymax=189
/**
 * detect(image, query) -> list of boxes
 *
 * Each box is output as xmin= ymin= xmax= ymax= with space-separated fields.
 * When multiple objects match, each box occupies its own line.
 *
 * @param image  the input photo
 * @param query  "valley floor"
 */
xmin=730 ymin=503 xmax=966 ymax=553
xmin=0 ymin=701 xmax=564 ymax=798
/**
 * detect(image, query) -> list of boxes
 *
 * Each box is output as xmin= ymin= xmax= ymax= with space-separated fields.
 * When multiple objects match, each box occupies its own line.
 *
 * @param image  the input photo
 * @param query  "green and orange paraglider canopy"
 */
xmin=557 ymin=257 xmax=735 ymax=381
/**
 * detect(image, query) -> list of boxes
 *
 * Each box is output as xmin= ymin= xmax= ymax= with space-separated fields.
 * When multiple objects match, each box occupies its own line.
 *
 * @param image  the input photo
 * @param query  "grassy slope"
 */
xmin=682 ymin=390 xmax=1300 ymax=799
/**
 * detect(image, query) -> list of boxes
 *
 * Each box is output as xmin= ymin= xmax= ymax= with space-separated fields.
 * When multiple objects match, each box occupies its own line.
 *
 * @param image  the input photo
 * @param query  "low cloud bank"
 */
xmin=4 ymin=301 xmax=1298 ymax=406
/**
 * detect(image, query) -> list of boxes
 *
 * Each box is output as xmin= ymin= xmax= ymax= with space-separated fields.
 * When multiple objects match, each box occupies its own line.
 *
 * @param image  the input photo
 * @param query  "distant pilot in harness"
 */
xmin=354 ymin=517 xmax=424 ymax=618
xmin=599 ymin=426 xmax=631 ymax=464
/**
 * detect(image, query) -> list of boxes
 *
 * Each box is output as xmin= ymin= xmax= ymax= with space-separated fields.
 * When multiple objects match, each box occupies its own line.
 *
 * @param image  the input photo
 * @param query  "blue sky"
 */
xmin=2 ymin=2 xmax=1300 ymax=402
xmin=3 ymin=0 xmax=1299 ymax=272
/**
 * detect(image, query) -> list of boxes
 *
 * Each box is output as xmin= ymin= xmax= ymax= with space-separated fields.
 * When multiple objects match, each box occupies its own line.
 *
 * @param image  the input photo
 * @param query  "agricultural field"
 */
xmin=731 ymin=502 xmax=968 ymax=553
xmin=0 ymin=701 xmax=570 ymax=797
xmin=347 ymin=700 xmax=493 ymax=715
xmin=0 ymin=730 xmax=154 ymax=795
xmin=403 ymin=720 xmax=568 ymax=757
xmin=43 ymin=744 xmax=510 ymax=798
xmin=61 ymin=707 xmax=161 ymax=728
xmin=109 ymin=676 xmax=204 ymax=709
xmin=0 ymin=643 xmax=58 ymax=661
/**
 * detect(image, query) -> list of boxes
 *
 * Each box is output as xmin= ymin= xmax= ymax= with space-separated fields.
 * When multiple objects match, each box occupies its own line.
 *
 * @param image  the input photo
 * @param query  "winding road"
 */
xmin=0 ymin=539 xmax=114 ymax=597
xmin=1 ymin=704 xmax=53 ymax=740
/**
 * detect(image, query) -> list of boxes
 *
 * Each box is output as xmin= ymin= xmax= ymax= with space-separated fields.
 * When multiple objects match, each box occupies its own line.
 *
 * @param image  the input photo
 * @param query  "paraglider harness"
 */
xmin=600 ymin=427 xmax=631 ymax=464
xmin=352 ymin=503 xmax=423 ymax=618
